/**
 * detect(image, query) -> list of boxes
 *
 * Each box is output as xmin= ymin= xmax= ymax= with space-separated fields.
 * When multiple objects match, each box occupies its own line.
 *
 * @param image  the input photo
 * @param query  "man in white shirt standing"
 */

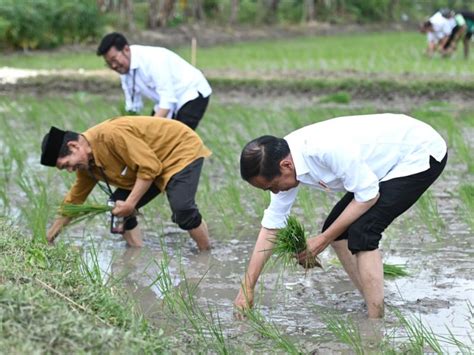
xmin=97 ymin=32 xmax=212 ymax=130
xmin=234 ymin=114 xmax=447 ymax=319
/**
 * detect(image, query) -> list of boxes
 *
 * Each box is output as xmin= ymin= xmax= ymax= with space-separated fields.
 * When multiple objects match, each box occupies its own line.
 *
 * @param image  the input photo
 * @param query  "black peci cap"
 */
xmin=40 ymin=126 xmax=66 ymax=167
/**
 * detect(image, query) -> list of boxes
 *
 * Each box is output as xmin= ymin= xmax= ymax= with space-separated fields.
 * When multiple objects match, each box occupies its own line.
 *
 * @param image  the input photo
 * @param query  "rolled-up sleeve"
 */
xmin=321 ymin=146 xmax=379 ymax=202
xmin=108 ymin=128 xmax=162 ymax=180
xmin=63 ymin=171 xmax=97 ymax=206
xmin=261 ymin=186 xmax=299 ymax=229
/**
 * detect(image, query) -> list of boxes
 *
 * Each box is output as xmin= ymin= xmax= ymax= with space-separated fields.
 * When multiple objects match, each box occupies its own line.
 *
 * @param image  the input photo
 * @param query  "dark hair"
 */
xmin=422 ymin=20 xmax=433 ymax=30
xmin=240 ymin=135 xmax=290 ymax=182
xmin=97 ymin=32 xmax=128 ymax=56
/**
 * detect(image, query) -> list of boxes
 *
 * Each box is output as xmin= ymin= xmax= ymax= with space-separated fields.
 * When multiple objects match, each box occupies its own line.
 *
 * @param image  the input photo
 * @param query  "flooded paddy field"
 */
xmin=0 ymin=87 xmax=472 ymax=353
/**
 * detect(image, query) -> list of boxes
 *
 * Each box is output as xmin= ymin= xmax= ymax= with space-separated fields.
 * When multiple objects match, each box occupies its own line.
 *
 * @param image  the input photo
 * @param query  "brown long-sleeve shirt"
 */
xmin=63 ymin=116 xmax=211 ymax=204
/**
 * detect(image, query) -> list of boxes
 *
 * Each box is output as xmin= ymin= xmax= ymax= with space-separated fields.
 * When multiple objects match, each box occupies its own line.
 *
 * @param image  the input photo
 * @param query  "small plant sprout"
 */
xmin=272 ymin=215 xmax=322 ymax=269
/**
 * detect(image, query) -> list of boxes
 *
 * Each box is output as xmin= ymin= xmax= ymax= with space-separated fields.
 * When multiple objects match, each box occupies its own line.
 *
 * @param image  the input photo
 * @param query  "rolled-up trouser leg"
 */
xmin=165 ymin=158 xmax=204 ymax=230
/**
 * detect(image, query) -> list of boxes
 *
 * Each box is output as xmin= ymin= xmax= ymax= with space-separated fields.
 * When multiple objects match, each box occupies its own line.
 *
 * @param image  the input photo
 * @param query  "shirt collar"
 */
xmin=285 ymin=137 xmax=310 ymax=179
xmin=128 ymin=45 xmax=139 ymax=72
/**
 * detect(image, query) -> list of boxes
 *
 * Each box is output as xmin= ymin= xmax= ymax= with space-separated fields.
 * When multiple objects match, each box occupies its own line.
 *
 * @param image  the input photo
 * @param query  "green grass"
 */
xmin=3 ymin=32 xmax=474 ymax=76
xmin=0 ymin=219 xmax=169 ymax=353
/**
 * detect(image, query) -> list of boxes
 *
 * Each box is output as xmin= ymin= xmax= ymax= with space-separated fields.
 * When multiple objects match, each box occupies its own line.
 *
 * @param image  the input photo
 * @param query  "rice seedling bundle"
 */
xmin=272 ymin=215 xmax=322 ymax=269
xmin=383 ymin=263 xmax=409 ymax=277
xmin=58 ymin=203 xmax=112 ymax=224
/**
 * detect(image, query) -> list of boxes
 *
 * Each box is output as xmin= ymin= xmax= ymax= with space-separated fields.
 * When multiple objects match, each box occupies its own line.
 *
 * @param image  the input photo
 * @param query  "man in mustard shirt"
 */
xmin=40 ymin=116 xmax=211 ymax=250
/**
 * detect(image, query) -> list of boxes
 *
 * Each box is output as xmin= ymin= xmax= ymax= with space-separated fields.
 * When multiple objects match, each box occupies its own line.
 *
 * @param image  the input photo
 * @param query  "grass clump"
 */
xmin=272 ymin=216 xmax=322 ymax=269
xmin=320 ymin=91 xmax=352 ymax=104
xmin=0 ymin=218 xmax=169 ymax=353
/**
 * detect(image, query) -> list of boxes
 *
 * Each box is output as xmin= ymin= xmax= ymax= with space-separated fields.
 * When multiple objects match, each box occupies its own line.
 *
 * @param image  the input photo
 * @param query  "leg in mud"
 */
xmin=123 ymin=225 xmax=143 ymax=247
xmin=188 ymin=219 xmax=211 ymax=251
xmin=331 ymin=239 xmax=364 ymax=295
xmin=356 ymin=249 xmax=384 ymax=318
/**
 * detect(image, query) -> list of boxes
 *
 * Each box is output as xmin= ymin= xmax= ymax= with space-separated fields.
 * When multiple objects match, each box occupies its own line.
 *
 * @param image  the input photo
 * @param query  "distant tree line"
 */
xmin=107 ymin=0 xmax=474 ymax=29
xmin=1 ymin=0 xmax=473 ymax=50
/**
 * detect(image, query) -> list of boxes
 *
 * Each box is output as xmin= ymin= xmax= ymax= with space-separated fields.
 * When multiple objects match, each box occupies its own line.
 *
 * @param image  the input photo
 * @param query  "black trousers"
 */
xmin=111 ymin=158 xmax=205 ymax=231
xmin=151 ymin=92 xmax=210 ymax=130
xmin=322 ymin=154 xmax=448 ymax=254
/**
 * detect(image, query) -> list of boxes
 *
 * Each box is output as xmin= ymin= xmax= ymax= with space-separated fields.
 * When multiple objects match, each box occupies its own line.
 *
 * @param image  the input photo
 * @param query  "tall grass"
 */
xmin=459 ymin=184 xmax=474 ymax=231
xmin=243 ymin=308 xmax=303 ymax=354
xmin=416 ymin=190 xmax=445 ymax=241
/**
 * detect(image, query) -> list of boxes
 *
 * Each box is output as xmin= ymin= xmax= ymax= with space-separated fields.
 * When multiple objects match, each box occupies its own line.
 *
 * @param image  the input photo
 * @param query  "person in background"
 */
xmin=97 ymin=32 xmax=212 ymax=130
xmin=420 ymin=10 xmax=454 ymax=57
xmin=234 ymin=113 xmax=447 ymax=319
xmin=41 ymin=116 xmax=211 ymax=250
xmin=441 ymin=10 xmax=467 ymax=56
xmin=459 ymin=11 xmax=474 ymax=59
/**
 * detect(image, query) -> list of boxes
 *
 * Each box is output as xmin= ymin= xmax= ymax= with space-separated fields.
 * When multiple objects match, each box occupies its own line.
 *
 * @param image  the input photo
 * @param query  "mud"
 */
xmin=70 ymin=158 xmax=474 ymax=353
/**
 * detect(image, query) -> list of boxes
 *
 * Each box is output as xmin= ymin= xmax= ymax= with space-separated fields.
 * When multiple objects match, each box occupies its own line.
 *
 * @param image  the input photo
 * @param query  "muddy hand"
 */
xmin=233 ymin=286 xmax=254 ymax=320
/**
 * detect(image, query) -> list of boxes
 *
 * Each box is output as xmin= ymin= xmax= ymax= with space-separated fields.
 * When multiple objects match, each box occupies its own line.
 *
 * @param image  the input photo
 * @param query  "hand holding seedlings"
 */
xmin=112 ymin=200 xmax=137 ymax=217
xmin=296 ymin=235 xmax=329 ymax=267
xmin=273 ymin=216 xmax=322 ymax=269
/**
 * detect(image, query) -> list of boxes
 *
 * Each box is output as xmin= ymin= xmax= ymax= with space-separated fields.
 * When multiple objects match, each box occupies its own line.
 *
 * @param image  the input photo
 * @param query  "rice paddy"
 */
xmin=0 ymin=31 xmax=473 ymax=352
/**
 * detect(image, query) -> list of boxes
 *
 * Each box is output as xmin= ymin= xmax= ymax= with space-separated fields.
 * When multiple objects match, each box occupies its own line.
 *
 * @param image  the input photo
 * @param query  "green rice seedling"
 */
xmin=329 ymin=258 xmax=409 ymax=278
xmin=321 ymin=312 xmax=365 ymax=355
xmin=16 ymin=174 xmax=50 ymax=243
xmin=80 ymin=241 xmax=107 ymax=287
xmin=452 ymin=129 xmax=474 ymax=174
xmin=152 ymin=242 xmax=231 ymax=354
xmin=243 ymin=308 xmax=302 ymax=354
xmin=416 ymin=190 xmax=444 ymax=241
xmin=383 ymin=263 xmax=409 ymax=278
xmin=459 ymin=185 xmax=474 ymax=231
xmin=58 ymin=203 xmax=113 ymax=224
xmin=271 ymin=215 xmax=322 ymax=269
xmin=393 ymin=308 xmax=443 ymax=354
xmin=320 ymin=91 xmax=352 ymax=104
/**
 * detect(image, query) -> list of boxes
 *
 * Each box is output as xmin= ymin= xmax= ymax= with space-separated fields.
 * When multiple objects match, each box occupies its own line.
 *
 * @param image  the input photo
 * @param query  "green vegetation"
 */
xmin=459 ymin=184 xmax=474 ymax=230
xmin=320 ymin=91 xmax=352 ymax=104
xmin=0 ymin=219 xmax=168 ymax=352
xmin=59 ymin=203 xmax=112 ymax=223
xmin=2 ymin=32 xmax=473 ymax=78
xmin=383 ymin=263 xmax=409 ymax=277
xmin=272 ymin=216 xmax=322 ymax=269
xmin=1 ymin=30 xmax=473 ymax=352
xmin=0 ymin=0 xmax=102 ymax=50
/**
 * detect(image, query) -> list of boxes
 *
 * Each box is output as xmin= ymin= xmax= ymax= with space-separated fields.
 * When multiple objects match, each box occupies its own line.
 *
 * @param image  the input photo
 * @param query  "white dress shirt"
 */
xmin=261 ymin=114 xmax=447 ymax=229
xmin=120 ymin=45 xmax=212 ymax=115
xmin=427 ymin=11 xmax=454 ymax=43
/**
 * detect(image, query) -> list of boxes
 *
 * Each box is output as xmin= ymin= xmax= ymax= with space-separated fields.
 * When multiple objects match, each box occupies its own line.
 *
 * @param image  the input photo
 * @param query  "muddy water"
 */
xmin=81 ymin=168 xmax=473 ymax=353
xmin=1 ymin=86 xmax=472 ymax=351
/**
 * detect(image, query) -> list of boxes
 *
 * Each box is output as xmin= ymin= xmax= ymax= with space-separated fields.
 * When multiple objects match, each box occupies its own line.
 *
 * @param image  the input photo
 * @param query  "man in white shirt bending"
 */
xmin=97 ymin=32 xmax=212 ymax=130
xmin=234 ymin=113 xmax=447 ymax=319
xmin=420 ymin=10 xmax=456 ymax=57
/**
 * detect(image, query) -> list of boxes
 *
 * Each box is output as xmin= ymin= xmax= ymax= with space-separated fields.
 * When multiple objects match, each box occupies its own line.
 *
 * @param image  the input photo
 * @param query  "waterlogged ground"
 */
xmin=0 ymin=87 xmax=473 ymax=352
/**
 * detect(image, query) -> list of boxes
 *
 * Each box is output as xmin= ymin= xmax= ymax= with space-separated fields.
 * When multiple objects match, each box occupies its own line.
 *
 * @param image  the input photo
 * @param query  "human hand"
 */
xmin=233 ymin=285 xmax=254 ymax=320
xmin=112 ymin=200 xmax=136 ymax=217
xmin=46 ymin=217 xmax=71 ymax=244
xmin=296 ymin=235 xmax=329 ymax=267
